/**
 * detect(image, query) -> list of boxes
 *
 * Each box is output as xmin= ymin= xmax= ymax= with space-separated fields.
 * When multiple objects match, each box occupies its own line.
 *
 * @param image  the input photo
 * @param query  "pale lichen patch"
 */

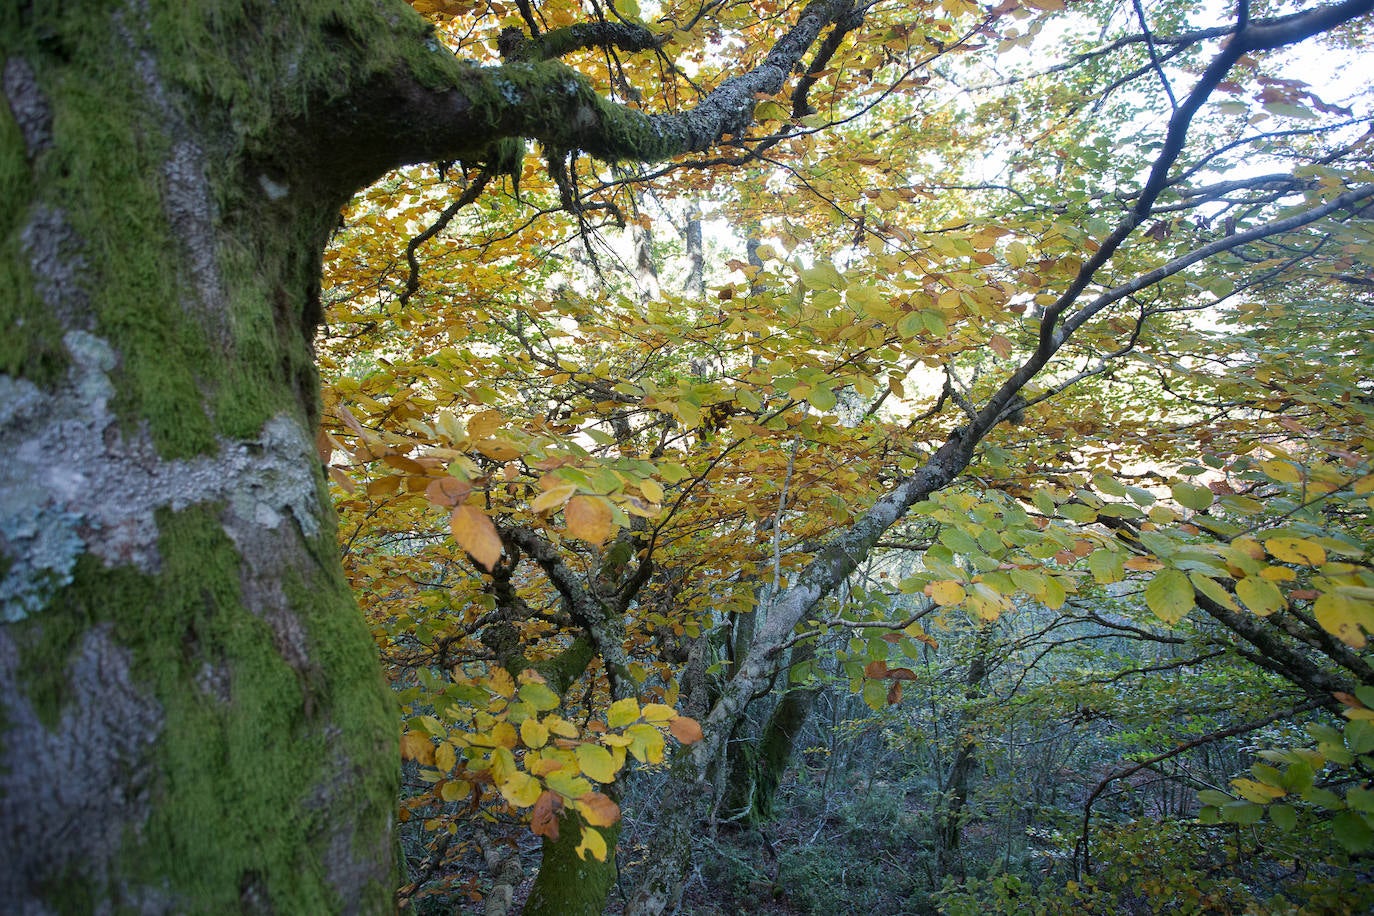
xmin=0 ymin=330 xmax=323 ymax=621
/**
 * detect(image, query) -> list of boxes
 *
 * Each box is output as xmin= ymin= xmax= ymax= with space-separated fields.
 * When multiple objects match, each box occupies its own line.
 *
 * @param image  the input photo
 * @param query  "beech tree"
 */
xmin=4 ymin=1 xmax=1373 ymax=914
xmin=0 ymin=0 xmax=871 ymax=909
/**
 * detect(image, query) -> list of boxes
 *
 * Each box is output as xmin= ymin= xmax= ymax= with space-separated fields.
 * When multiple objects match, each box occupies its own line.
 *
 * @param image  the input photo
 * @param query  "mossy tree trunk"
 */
xmin=934 ymin=626 xmax=993 ymax=882
xmin=720 ymin=640 xmax=820 ymax=825
xmin=1 ymin=0 xmax=870 ymax=910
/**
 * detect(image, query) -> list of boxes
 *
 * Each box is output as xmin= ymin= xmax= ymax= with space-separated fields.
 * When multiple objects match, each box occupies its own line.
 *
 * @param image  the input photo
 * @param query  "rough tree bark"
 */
xmin=0 ymin=0 xmax=863 ymax=910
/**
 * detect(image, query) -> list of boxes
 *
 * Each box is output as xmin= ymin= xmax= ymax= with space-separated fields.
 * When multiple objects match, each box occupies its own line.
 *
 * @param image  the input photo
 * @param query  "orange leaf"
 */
xmin=426 ymin=476 xmax=472 ymax=507
xmin=565 ymin=495 xmax=614 ymax=545
xmin=531 ymin=791 xmax=563 ymax=841
xmin=467 ymin=408 xmax=503 ymax=439
xmin=574 ymin=791 xmax=621 ymax=827
xmin=668 ymin=715 xmax=704 ymax=745
xmin=864 ymin=660 xmax=889 ymax=679
xmin=451 ymin=504 xmax=502 ymax=571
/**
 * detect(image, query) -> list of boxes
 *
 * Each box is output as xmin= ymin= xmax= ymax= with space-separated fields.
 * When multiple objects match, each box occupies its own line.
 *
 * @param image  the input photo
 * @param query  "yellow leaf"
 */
xmin=491 ymin=721 xmax=517 ymax=748
xmin=1005 ymin=240 xmax=1029 ymax=268
xmin=546 ymin=770 xmax=592 ymax=799
xmin=530 ymin=483 xmax=577 ymax=514
xmin=1314 ymin=592 xmax=1370 ymax=648
xmin=544 ymin=715 xmax=580 ymax=738
xmin=1232 ymin=777 xmax=1285 ymax=804
xmin=435 ymin=741 xmax=456 ymax=774
xmin=1265 ymin=536 xmax=1326 ymax=566
xmin=565 ymin=495 xmax=615 ymax=545
xmin=575 ymin=743 xmax=620 ymax=783
xmin=574 ymin=792 xmax=621 ymax=827
xmin=1258 ymin=459 xmax=1302 ymax=484
xmin=451 ymin=504 xmax=502 ymax=571
xmin=521 ymin=718 xmax=549 ymax=749
xmin=400 ymin=730 xmax=434 ymax=765
xmin=966 ymin=582 xmax=1007 ymax=621
xmin=1236 ymin=576 xmax=1285 ymax=616
xmin=1190 ymin=572 xmax=1238 ymax=612
xmin=440 ymin=779 xmax=471 ymax=802
xmin=487 ymin=667 xmax=515 ymax=699
xmin=1145 ymin=568 xmax=1193 ymax=624
xmin=925 ymin=580 xmax=966 ymax=606
xmin=607 ymin=697 xmax=640 ymax=728
xmin=489 ymin=746 xmax=517 ymax=784
xmin=640 ymin=703 xmax=676 ymax=723
xmin=500 ymin=771 xmax=543 ymax=808
xmin=639 ymin=478 xmax=664 ymax=504
xmin=576 ymin=825 xmax=608 ymax=862
xmin=625 ymin=723 xmax=666 ymax=763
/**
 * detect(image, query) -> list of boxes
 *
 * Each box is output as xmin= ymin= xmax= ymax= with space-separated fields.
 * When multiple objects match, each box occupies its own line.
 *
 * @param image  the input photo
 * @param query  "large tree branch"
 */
xmin=301 ymin=0 xmax=859 ymax=197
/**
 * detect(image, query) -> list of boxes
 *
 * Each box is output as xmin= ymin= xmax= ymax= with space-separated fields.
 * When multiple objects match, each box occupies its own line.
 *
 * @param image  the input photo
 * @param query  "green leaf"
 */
xmin=1331 ymin=811 xmax=1374 ymax=852
xmin=519 ymin=682 xmax=562 ymax=711
xmin=1171 ymin=482 xmax=1214 ymax=511
xmin=1145 ymin=568 xmax=1194 ymax=624
xmin=799 ymin=260 xmax=846 ymax=290
xmin=1197 ymin=790 xmax=1234 ymax=806
xmin=807 ymin=385 xmax=837 ymax=411
xmin=1269 ymin=804 xmax=1298 ymax=832
xmin=1088 ymin=549 xmax=1123 ymax=584
xmin=1347 ymin=719 xmax=1374 ymax=755
xmin=1220 ymin=800 xmax=1263 ymax=825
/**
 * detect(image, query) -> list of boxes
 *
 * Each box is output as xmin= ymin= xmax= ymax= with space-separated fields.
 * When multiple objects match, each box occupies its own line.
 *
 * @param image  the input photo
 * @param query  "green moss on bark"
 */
xmin=524 ymin=813 xmax=621 ymax=916
xmin=11 ymin=504 xmax=396 ymax=911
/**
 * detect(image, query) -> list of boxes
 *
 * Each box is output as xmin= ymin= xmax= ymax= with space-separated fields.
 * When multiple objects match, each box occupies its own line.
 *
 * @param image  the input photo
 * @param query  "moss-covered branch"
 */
xmin=297 ymin=0 xmax=860 ymax=197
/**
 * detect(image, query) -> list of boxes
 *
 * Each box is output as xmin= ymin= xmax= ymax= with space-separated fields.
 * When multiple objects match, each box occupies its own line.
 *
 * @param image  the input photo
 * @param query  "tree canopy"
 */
xmin=3 ymin=0 xmax=1372 ymax=911
xmin=317 ymin=0 xmax=1374 ymax=911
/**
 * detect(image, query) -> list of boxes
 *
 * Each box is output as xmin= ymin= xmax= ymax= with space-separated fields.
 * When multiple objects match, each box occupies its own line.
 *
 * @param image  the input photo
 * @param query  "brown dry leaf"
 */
xmin=426 ymin=476 xmax=472 ymax=507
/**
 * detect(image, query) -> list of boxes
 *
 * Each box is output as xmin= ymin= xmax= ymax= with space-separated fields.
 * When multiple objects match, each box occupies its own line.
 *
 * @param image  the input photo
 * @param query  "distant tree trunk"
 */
xmin=934 ymin=626 xmax=993 ymax=881
xmin=684 ymin=202 xmax=705 ymax=299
